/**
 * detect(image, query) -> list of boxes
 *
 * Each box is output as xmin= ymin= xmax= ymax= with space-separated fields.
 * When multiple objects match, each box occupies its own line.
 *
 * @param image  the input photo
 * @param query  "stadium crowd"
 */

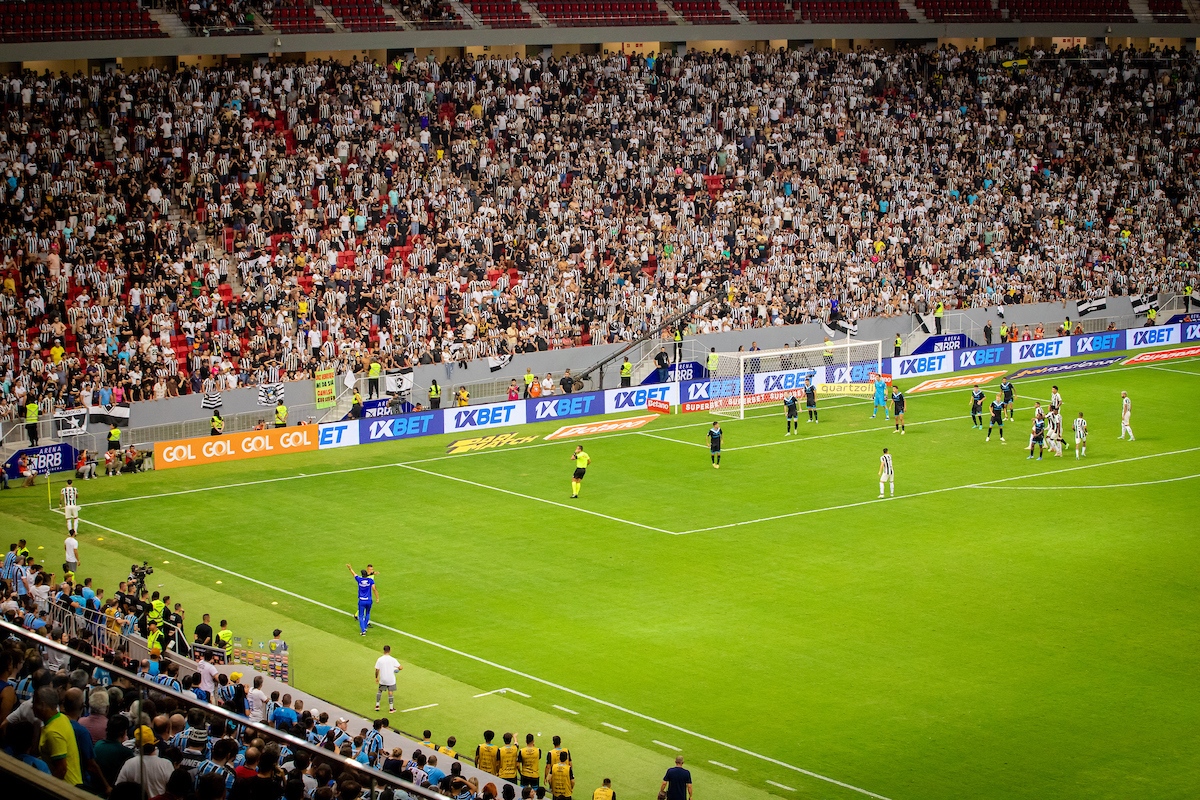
xmin=1 ymin=43 xmax=1198 ymax=421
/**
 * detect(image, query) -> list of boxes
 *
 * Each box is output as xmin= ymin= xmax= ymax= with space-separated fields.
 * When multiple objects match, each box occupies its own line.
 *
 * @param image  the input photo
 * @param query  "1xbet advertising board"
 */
xmin=955 ymin=345 xmax=1010 ymax=370
xmin=750 ymin=367 xmax=825 ymax=395
xmin=603 ymin=384 xmax=679 ymax=414
xmin=360 ymin=411 xmax=443 ymax=442
xmin=1183 ymin=322 xmax=1200 ymax=343
xmin=444 ymin=400 xmax=526 ymax=433
xmin=317 ymin=421 xmax=360 ymax=449
xmin=526 ymin=391 xmax=603 ymax=423
xmin=1010 ymin=339 xmax=1068 ymax=364
xmin=892 ymin=353 xmax=953 ymax=378
xmin=1126 ymin=324 xmax=1181 ymax=350
xmin=1071 ymin=331 xmax=1124 ymax=357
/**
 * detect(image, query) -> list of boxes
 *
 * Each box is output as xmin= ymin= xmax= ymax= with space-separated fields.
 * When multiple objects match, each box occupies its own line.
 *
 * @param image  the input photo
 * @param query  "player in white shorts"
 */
xmin=1118 ymin=391 xmax=1134 ymax=441
xmin=1047 ymin=410 xmax=1064 ymax=457
xmin=1073 ymin=412 xmax=1088 ymax=458
xmin=878 ymin=448 xmax=895 ymax=498
xmin=60 ymin=479 xmax=79 ymax=534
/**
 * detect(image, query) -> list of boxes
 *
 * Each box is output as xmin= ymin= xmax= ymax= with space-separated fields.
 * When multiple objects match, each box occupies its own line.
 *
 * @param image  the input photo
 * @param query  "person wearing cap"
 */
xmin=115 ymin=725 xmax=173 ymax=796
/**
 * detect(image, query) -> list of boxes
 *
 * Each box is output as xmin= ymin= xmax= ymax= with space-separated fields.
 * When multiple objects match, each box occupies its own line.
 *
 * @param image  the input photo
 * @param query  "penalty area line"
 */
xmin=972 ymin=472 xmax=1200 ymax=490
xmin=72 ymin=516 xmax=896 ymax=800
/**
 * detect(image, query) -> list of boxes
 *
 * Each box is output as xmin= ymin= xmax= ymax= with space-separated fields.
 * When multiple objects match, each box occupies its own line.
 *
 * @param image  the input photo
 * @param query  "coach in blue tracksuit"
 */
xmin=347 ymin=564 xmax=378 ymax=636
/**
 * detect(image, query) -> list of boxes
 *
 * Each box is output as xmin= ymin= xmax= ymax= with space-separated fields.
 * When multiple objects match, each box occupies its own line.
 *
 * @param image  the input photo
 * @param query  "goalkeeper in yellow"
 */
xmin=570 ymin=445 xmax=591 ymax=498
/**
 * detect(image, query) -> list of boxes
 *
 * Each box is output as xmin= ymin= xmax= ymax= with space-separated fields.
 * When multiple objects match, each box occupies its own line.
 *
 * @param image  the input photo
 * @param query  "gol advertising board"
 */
xmin=155 ymin=427 xmax=318 ymax=470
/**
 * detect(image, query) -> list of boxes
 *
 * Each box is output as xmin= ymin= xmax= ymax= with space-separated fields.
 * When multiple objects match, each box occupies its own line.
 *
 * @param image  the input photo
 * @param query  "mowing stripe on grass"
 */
xmin=397 ymin=463 xmax=676 ymax=535
xmin=68 ymin=515 xmax=897 ymax=800
xmin=677 ymin=447 xmax=1200 ymax=534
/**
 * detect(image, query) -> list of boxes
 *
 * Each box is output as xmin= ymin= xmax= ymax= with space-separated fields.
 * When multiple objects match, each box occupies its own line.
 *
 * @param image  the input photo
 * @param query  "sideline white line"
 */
xmin=71 ymin=516 xmax=895 ymax=800
xmin=767 ymin=780 xmax=797 ymax=791
xmin=973 ymin=473 xmax=1200 ymax=490
xmin=400 ymin=703 xmax=438 ymax=713
xmin=601 ymin=722 xmax=628 ymax=733
xmin=84 ymin=357 xmax=1196 ymax=510
xmin=1145 ymin=365 xmax=1200 ymax=377
xmin=397 ymin=464 xmax=676 ymax=535
xmin=553 ymin=704 xmax=580 ymax=715
xmin=653 ymin=740 xmax=681 ymax=751
xmin=710 ymin=760 xmax=739 ymax=771
xmin=637 ymin=431 xmax=708 ymax=448
xmin=676 ymin=447 xmax=1200 ymax=534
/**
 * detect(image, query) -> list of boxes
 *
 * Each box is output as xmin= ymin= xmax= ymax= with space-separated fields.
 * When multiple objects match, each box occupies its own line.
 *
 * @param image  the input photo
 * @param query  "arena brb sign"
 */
xmin=154 ymin=427 xmax=317 ymax=469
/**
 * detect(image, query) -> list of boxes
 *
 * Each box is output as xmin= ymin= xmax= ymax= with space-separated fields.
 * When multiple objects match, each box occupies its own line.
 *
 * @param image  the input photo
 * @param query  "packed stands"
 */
xmin=0 ymin=45 xmax=1197 ymax=420
xmin=534 ymin=0 xmax=671 ymax=25
xmin=670 ymin=0 xmax=733 ymax=22
xmin=0 ymin=0 xmax=164 ymax=43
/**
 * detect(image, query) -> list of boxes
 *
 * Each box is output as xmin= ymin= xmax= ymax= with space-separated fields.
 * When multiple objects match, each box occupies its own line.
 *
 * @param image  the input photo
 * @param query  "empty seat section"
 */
xmin=1000 ymin=0 xmax=1135 ymax=21
xmin=466 ymin=0 xmax=536 ymax=27
xmin=797 ymin=0 xmax=909 ymax=21
xmin=533 ymin=0 xmax=670 ymax=26
xmin=671 ymin=0 xmax=732 ymax=22
xmin=0 ymin=0 xmax=165 ymax=42
xmin=324 ymin=0 xmax=398 ymax=30
xmin=269 ymin=0 xmax=333 ymax=32
xmin=915 ymin=0 xmax=1002 ymax=21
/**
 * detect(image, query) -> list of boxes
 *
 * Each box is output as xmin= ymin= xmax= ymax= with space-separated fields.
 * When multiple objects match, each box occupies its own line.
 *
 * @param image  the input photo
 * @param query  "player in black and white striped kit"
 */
xmin=878 ymin=448 xmax=894 ymax=498
xmin=60 ymin=479 xmax=79 ymax=535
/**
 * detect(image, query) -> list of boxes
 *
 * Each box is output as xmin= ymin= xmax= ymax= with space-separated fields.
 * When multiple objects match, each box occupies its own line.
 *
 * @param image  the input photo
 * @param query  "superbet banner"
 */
xmin=155 ymin=427 xmax=318 ymax=469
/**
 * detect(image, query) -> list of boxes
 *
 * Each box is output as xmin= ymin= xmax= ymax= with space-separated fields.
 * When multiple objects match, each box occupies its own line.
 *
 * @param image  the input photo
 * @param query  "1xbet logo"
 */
xmin=533 ymin=396 xmax=597 ymax=420
xmin=897 ymin=355 xmax=947 ymax=375
xmin=454 ymin=404 xmax=518 ymax=427
xmin=1018 ymin=341 xmax=1064 ymax=360
xmin=958 ymin=346 xmax=1006 ymax=368
xmin=1131 ymin=328 xmax=1174 ymax=346
xmin=1075 ymin=333 xmax=1121 ymax=353
xmin=762 ymin=371 xmax=816 ymax=390
xmin=612 ymin=387 xmax=670 ymax=409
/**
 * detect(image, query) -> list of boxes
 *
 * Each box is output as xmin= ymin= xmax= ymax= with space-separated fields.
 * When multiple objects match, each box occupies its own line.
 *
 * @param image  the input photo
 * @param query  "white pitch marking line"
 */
xmin=974 ymin=473 xmax=1200 ymax=490
xmin=709 ymin=760 xmax=738 ymax=771
xmin=72 ymin=516 xmax=895 ymax=800
xmin=1145 ymin=364 xmax=1200 ymax=376
xmin=506 ymin=688 xmax=531 ymax=697
xmin=601 ymin=722 xmax=628 ymax=733
xmin=676 ymin=446 xmax=1200 ymax=534
xmin=474 ymin=687 xmax=532 ymax=698
xmin=638 ymin=431 xmax=708 ymax=448
xmin=553 ymin=704 xmax=579 ymax=715
xmin=767 ymin=780 xmax=796 ymax=791
xmin=400 ymin=703 xmax=438 ymax=713
xmin=83 ymin=356 xmax=1198 ymax=510
xmin=397 ymin=463 xmax=677 ymax=535
xmin=653 ymin=740 xmax=681 ymax=751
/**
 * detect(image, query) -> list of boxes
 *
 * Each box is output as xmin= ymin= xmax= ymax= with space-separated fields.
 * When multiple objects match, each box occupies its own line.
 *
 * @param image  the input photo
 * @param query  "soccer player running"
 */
xmin=707 ymin=421 xmax=723 ymax=468
xmin=346 ymin=564 xmax=378 ymax=636
xmin=986 ymin=393 xmax=1006 ymax=443
xmin=804 ymin=377 xmax=818 ymax=423
xmin=878 ymin=448 xmax=894 ymax=498
xmin=569 ymin=445 xmax=591 ymax=497
xmin=60 ymin=479 xmax=79 ymax=535
xmin=969 ymin=385 xmax=985 ymax=429
xmin=1119 ymin=391 xmax=1134 ymax=441
xmin=1073 ymin=412 xmax=1088 ymax=458
xmin=871 ymin=374 xmax=889 ymax=420
xmin=783 ymin=394 xmax=799 ymax=435
xmin=1000 ymin=377 xmax=1016 ymax=420
xmin=891 ymin=386 xmax=905 ymax=434
xmin=1027 ymin=405 xmax=1047 ymax=460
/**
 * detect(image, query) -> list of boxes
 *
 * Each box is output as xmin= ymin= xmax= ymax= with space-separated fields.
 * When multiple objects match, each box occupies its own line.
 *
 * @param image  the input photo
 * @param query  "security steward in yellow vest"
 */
xmin=1185 ymin=283 xmax=1193 ymax=312
xmin=523 ymin=368 xmax=536 ymax=398
xmin=496 ymin=732 xmax=520 ymax=782
xmin=1147 ymin=306 xmax=1157 ymax=324
xmin=894 ymin=334 xmax=903 ymax=358
xmin=475 ymin=730 xmax=500 ymax=775
xmin=705 ymin=348 xmax=719 ymax=377
xmin=822 ymin=337 xmax=834 ymax=367
xmin=619 ymin=358 xmax=632 ymax=388
xmin=146 ymin=621 xmax=164 ymax=654
xmin=592 ymin=778 xmax=615 ymax=800
xmin=274 ymin=400 xmax=288 ymax=428
xmin=428 ymin=381 xmax=442 ymax=409
xmin=934 ymin=300 xmax=945 ymax=333
xmin=210 ymin=413 xmax=224 ymax=436
xmin=107 ymin=423 xmax=122 ymax=452
xmin=368 ymin=359 xmax=382 ymax=399
xmin=24 ymin=399 xmax=39 ymax=447
xmin=148 ymin=593 xmax=166 ymax=627
xmin=545 ymin=737 xmax=571 ymax=785
xmin=216 ymin=620 xmax=234 ymax=661
xmin=517 ymin=733 xmax=542 ymax=788
xmin=549 ymin=750 xmax=574 ymax=800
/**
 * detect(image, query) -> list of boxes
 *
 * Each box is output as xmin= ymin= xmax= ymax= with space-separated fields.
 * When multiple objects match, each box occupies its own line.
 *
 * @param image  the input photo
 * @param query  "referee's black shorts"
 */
xmin=572 ymin=468 xmax=586 ymax=480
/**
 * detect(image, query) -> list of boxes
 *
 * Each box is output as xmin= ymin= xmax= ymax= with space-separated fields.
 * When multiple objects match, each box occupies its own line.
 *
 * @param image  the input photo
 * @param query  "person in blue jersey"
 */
xmin=871 ymin=374 xmax=890 ymax=420
xmin=970 ymin=384 xmax=986 ymax=429
xmin=346 ymin=563 xmax=379 ymax=636
xmin=707 ymin=421 xmax=723 ymax=468
xmin=783 ymin=394 xmax=799 ymax=435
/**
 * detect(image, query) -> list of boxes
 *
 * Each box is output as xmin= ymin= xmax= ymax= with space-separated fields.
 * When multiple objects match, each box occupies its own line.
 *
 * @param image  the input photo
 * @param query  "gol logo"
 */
xmin=155 ymin=428 xmax=317 ymax=469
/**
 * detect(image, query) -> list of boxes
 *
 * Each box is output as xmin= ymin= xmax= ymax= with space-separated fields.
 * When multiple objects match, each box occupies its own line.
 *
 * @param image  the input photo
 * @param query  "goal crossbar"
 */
xmin=709 ymin=340 xmax=883 ymax=419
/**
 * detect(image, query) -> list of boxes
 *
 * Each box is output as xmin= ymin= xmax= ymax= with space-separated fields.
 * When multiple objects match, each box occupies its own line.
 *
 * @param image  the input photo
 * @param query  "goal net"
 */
xmin=709 ymin=339 xmax=884 ymax=419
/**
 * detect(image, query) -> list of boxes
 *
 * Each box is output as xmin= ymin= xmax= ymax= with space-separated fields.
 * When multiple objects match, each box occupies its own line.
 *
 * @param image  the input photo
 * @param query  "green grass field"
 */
xmin=4 ymin=351 xmax=1200 ymax=800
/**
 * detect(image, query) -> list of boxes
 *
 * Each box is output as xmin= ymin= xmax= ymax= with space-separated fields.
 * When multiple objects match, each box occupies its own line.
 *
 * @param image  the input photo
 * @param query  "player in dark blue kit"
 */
xmin=804 ymin=378 xmax=818 ymax=423
xmin=1027 ymin=413 xmax=1047 ymax=460
xmin=970 ymin=385 xmax=986 ymax=429
xmin=1000 ymin=378 xmax=1015 ymax=420
xmin=707 ymin=421 xmax=723 ymax=468
xmin=986 ymin=393 xmax=1007 ymax=443
xmin=783 ymin=395 xmax=800 ymax=435
xmin=891 ymin=387 xmax=905 ymax=434
xmin=346 ymin=563 xmax=379 ymax=636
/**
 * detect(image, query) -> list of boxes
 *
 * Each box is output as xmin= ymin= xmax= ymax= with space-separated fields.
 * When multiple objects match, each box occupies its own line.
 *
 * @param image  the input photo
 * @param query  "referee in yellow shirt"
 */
xmin=570 ymin=446 xmax=591 ymax=499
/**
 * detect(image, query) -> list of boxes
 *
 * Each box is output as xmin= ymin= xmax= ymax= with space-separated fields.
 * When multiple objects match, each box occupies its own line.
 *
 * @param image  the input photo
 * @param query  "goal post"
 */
xmin=709 ymin=339 xmax=884 ymax=419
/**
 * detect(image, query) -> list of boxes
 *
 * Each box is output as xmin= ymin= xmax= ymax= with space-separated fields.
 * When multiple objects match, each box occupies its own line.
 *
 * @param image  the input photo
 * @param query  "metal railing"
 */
xmin=0 ymin=618 xmax=446 ymax=800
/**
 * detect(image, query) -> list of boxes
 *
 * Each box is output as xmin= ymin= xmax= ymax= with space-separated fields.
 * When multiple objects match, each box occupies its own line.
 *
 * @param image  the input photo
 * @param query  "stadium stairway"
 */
xmin=212 ymin=661 xmax=517 ymax=793
xmin=148 ymin=8 xmax=194 ymax=36
xmin=717 ymin=0 xmax=752 ymax=20
xmin=896 ymin=0 xmax=928 ymax=19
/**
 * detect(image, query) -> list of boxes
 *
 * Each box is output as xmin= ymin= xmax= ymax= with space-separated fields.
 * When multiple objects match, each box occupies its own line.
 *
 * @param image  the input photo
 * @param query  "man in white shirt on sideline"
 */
xmin=248 ymin=675 xmax=270 ymax=722
xmin=373 ymin=645 xmax=401 ymax=713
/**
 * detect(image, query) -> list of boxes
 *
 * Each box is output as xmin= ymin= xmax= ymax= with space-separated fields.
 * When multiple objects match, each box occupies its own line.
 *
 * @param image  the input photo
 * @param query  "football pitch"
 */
xmin=6 ymin=352 xmax=1200 ymax=800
